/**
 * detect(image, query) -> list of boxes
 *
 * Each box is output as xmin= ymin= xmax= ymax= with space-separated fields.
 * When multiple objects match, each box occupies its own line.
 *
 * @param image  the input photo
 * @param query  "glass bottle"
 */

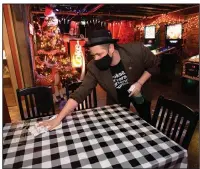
xmin=133 ymin=92 xmax=145 ymax=104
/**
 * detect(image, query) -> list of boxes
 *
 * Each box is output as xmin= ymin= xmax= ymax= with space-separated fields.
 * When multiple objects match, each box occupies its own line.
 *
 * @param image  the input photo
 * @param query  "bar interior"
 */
xmin=3 ymin=4 xmax=199 ymax=169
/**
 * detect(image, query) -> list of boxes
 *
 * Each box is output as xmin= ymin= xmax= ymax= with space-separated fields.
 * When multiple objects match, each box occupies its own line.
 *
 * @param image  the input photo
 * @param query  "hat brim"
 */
xmin=84 ymin=39 xmax=119 ymax=47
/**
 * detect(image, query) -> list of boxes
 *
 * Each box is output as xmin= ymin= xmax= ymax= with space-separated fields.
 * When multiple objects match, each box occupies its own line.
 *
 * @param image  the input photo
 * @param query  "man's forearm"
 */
xmin=56 ymin=98 xmax=78 ymax=122
xmin=137 ymin=71 xmax=151 ymax=86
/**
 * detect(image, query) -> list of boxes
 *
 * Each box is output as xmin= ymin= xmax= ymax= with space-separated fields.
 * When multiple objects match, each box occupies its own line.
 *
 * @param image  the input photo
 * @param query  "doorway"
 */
xmin=3 ymin=50 xmax=17 ymax=107
xmin=3 ymin=49 xmax=21 ymax=122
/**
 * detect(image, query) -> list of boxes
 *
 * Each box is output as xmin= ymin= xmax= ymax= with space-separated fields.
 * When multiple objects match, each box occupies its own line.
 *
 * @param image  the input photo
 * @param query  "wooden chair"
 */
xmin=65 ymin=81 xmax=97 ymax=111
xmin=152 ymin=95 xmax=199 ymax=149
xmin=16 ymin=86 xmax=55 ymax=120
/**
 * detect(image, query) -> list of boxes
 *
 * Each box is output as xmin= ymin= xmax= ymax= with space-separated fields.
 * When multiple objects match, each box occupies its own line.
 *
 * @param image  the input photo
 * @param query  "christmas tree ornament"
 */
xmin=44 ymin=6 xmax=55 ymax=17
xmin=63 ymin=34 xmax=70 ymax=43
xmin=47 ymin=17 xmax=58 ymax=26
xmin=51 ymin=38 xmax=57 ymax=46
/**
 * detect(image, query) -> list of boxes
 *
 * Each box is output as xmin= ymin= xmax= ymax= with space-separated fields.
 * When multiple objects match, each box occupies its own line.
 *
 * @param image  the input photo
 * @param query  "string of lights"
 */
xmin=135 ymin=13 xmax=199 ymax=40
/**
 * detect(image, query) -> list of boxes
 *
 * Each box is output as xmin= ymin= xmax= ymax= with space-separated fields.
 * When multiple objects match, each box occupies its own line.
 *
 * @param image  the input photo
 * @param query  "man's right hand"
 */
xmin=38 ymin=118 xmax=61 ymax=131
xmin=38 ymin=98 xmax=78 ymax=131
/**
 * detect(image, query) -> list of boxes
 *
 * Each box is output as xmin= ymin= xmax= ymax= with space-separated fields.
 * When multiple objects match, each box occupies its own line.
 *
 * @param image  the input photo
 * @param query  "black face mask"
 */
xmin=94 ymin=54 xmax=112 ymax=71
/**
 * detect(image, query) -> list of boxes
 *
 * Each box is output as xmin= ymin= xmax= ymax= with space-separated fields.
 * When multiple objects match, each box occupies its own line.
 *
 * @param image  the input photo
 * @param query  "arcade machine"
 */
xmin=182 ymin=54 xmax=199 ymax=92
xmin=166 ymin=23 xmax=183 ymax=48
xmin=150 ymin=23 xmax=183 ymax=56
xmin=143 ymin=25 xmax=156 ymax=50
xmin=156 ymin=23 xmax=183 ymax=83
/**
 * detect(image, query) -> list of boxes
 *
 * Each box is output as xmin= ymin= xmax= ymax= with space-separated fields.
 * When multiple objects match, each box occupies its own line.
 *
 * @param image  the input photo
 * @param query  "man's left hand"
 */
xmin=128 ymin=82 xmax=142 ymax=97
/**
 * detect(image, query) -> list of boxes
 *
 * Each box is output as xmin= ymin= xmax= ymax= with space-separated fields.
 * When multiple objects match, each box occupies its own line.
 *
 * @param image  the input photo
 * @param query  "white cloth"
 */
xmin=28 ymin=115 xmax=62 ymax=137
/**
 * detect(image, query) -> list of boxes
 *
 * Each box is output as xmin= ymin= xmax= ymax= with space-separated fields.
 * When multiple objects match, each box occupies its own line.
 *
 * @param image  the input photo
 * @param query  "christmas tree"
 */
xmin=34 ymin=6 xmax=80 ymax=102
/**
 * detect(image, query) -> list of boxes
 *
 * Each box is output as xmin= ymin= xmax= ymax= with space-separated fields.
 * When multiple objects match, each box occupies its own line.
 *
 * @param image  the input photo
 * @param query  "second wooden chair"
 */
xmin=152 ymin=95 xmax=199 ymax=149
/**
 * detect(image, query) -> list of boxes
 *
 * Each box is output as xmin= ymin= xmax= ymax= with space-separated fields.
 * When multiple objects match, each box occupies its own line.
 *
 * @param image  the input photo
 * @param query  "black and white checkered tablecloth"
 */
xmin=3 ymin=104 xmax=188 ymax=168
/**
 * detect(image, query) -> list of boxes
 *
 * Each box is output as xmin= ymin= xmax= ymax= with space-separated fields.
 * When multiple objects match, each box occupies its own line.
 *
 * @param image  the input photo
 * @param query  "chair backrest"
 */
xmin=66 ymin=81 xmax=97 ymax=111
xmin=152 ymin=95 xmax=199 ymax=149
xmin=16 ymin=86 xmax=55 ymax=120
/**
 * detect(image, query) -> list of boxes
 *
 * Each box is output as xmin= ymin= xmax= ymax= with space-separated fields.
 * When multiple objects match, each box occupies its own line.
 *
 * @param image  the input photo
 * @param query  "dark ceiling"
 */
xmin=30 ymin=4 xmax=199 ymax=21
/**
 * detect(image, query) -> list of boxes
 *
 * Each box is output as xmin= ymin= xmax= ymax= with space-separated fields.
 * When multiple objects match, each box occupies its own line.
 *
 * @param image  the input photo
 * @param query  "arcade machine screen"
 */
xmin=144 ymin=25 xmax=156 ymax=48
xmin=166 ymin=23 xmax=182 ymax=47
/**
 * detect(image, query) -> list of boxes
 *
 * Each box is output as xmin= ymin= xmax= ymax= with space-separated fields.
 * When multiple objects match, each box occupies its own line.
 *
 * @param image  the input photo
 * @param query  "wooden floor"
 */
xmin=4 ymin=74 xmax=199 ymax=168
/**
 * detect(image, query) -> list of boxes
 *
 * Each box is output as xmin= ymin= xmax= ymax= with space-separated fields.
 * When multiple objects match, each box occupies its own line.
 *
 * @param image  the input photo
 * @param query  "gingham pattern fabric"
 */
xmin=3 ymin=104 xmax=188 ymax=168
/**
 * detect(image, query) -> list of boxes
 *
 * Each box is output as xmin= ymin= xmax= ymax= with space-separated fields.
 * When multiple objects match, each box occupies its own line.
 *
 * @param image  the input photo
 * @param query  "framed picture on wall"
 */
xmin=69 ymin=40 xmax=86 ymax=68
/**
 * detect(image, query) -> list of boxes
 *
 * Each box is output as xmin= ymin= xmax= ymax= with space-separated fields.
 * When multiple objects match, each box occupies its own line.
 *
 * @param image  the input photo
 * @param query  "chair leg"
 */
xmin=53 ymin=94 xmax=59 ymax=103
